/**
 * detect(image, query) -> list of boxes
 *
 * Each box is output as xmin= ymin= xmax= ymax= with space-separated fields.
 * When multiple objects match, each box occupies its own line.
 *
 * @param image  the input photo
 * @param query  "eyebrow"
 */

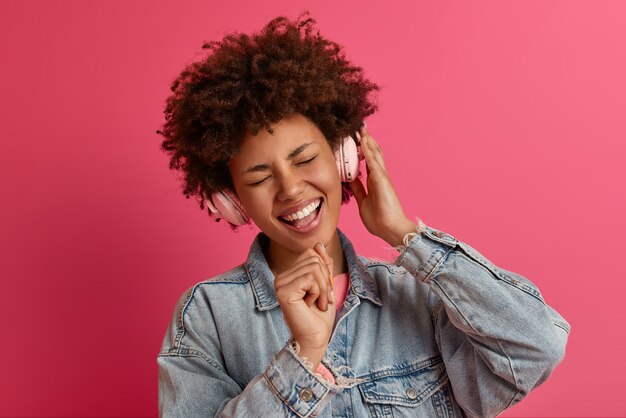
xmin=243 ymin=142 xmax=315 ymax=174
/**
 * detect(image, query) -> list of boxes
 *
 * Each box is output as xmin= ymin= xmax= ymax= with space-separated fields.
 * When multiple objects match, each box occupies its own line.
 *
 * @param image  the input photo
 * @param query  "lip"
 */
xmin=278 ymin=200 xmax=326 ymax=234
xmin=278 ymin=199 xmax=324 ymax=234
xmin=277 ymin=197 xmax=322 ymax=218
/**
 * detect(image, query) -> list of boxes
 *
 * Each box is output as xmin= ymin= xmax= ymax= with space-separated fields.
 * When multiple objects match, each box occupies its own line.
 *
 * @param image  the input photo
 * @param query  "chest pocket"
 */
xmin=358 ymin=357 xmax=451 ymax=418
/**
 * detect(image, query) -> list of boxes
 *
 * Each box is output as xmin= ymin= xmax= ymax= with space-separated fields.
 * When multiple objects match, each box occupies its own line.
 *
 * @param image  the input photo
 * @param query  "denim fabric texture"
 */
xmin=158 ymin=227 xmax=570 ymax=417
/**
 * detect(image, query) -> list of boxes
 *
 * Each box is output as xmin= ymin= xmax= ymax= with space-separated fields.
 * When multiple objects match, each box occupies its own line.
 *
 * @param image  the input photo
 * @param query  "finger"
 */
xmin=286 ymin=260 xmax=329 ymax=302
xmin=277 ymin=270 xmax=323 ymax=308
xmin=314 ymin=242 xmax=334 ymax=291
xmin=277 ymin=254 xmax=328 ymax=281
xmin=303 ymin=281 xmax=320 ymax=307
xmin=362 ymin=132 xmax=386 ymax=171
xmin=276 ymin=259 xmax=329 ymax=311
xmin=361 ymin=138 xmax=386 ymax=176
xmin=349 ymin=177 xmax=367 ymax=206
xmin=297 ymin=275 xmax=322 ymax=308
xmin=360 ymin=129 xmax=385 ymax=165
xmin=314 ymin=242 xmax=333 ymax=272
xmin=359 ymin=125 xmax=368 ymax=142
xmin=275 ymin=250 xmax=325 ymax=279
xmin=313 ymin=243 xmax=334 ymax=309
xmin=281 ymin=248 xmax=333 ymax=309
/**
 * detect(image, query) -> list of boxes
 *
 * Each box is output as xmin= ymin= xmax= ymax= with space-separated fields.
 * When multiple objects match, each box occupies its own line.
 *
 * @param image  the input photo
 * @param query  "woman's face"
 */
xmin=229 ymin=113 xmax=343 ymax=259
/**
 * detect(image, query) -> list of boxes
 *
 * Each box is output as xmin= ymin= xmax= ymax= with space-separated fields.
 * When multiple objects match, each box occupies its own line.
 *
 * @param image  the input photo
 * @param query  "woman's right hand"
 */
xmin=274 ymin=242 xmax=335 ymax=369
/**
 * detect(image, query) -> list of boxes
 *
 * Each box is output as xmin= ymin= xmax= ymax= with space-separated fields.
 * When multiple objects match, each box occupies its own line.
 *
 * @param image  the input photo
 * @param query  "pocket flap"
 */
xmin=359 ymin=358 xmax=448 ymax=407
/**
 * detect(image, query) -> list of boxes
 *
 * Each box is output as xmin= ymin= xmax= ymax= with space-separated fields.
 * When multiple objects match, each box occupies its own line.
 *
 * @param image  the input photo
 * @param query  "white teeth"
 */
xmin=281 ymin=199 xmax=321 ymax=222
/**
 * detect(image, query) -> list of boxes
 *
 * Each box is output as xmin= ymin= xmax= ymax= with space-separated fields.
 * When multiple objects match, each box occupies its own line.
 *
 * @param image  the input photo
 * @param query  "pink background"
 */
xmin=1 ymin=1 xmax=624 ymax=416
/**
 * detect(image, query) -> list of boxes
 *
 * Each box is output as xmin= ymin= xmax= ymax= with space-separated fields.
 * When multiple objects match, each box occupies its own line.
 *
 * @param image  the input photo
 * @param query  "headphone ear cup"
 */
xmin=206 ymin=191 xmax=250 ymax=226
xmin=335 ymin=134 xmax=361 ymax=182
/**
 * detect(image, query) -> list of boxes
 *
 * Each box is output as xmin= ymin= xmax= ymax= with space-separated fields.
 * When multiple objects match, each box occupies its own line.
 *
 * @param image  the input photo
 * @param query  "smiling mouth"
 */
xmin=278 ymin=199 xmax=322 ymax=229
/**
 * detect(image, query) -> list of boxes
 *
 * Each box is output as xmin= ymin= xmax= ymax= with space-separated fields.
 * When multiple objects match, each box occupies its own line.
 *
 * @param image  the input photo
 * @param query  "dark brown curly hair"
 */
xmin=157 ymin=13 xmax=379 ymax=221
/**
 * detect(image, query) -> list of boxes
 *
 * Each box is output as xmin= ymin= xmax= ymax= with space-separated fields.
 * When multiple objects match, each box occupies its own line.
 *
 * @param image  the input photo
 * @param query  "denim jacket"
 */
xmin=158 ymin=226 xmax=570 ymax=417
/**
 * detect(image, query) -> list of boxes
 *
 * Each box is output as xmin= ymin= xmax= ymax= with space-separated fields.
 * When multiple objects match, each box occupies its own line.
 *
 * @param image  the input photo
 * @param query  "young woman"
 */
xmin=157 ymin=14 xmax=569 ymax=418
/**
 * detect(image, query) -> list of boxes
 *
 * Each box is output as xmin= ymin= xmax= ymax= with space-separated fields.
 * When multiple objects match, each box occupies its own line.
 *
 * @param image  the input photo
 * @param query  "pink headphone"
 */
xmin=206 ymin=130 xmax=363 ymax=226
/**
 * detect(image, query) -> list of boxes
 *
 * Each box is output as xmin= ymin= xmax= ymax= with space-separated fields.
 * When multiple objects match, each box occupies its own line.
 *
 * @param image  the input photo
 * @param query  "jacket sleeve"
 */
xmin=157 ymin=288 xmax=339 ymax=417
xmin=395 ymin=226 xmax=570 ymax=418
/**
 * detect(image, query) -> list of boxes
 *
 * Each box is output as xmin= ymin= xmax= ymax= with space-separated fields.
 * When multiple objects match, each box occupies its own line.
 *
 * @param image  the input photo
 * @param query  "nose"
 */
xmin=276 ymin=171 xmax=305 ymax=201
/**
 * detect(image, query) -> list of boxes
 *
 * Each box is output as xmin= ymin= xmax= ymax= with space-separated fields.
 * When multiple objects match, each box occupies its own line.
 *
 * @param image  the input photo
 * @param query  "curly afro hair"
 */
xmin=157 ymin=13 xmax=379 ymax=221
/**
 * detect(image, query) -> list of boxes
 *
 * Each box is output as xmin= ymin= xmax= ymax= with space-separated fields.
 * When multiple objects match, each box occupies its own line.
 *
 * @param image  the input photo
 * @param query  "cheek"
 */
xmin=238 ymin=190 xmax=269 ymax=218
xmin=315 ymin=161 xmax=342 ymax=198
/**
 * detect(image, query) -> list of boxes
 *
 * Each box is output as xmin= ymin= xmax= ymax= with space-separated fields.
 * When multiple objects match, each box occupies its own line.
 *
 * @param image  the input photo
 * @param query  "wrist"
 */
xmin=392 ymin=217 xmax=428 ymax=253
xmin=383 ymin=218 xmax=418 ymax=247
xmin=297 ymin=345 xmax=327 ymax=370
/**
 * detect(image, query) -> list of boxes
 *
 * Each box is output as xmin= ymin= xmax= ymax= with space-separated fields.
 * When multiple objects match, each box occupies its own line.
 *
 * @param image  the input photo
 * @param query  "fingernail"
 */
xmin=316 ymin=241 xmax=326 ymax=251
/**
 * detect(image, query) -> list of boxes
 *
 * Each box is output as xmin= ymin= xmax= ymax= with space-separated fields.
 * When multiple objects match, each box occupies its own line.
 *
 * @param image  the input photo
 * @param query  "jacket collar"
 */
xmin=246 ymin=229 xmax=382 ymax=311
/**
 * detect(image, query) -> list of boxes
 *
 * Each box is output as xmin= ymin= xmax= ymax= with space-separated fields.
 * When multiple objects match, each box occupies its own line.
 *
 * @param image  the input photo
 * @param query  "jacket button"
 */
xmin=299 ymin=387 xmax=314 ymax=402
xmin=406 ymin=387 xmax=418 ymax=400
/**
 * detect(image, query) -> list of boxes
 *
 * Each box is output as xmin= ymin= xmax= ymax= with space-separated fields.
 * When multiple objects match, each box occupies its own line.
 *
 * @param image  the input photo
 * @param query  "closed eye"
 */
xmin=247 ymin=155 xmax=317 ymax=186
xmin=248 ymin=176 xmax=271 ymax=186
xmin=296 ymin=155 xmax=318 ymax=166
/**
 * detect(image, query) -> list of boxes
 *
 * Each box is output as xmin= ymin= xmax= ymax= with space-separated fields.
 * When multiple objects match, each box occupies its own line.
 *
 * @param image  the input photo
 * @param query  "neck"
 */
xmin=266 ymin=231 xmax=347 ymax=277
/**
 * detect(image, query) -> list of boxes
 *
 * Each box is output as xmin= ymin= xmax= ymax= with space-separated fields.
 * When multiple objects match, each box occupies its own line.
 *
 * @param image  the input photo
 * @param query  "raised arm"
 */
xmin=350 ymin=126 xmax=569 ymax=416
xmin=396 ymin=225 xmax=569 ymax=416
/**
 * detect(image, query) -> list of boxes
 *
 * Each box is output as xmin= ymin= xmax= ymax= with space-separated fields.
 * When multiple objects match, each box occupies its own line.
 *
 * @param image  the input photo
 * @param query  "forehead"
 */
xmin=236 ymin=114 xmax=328 ymax=159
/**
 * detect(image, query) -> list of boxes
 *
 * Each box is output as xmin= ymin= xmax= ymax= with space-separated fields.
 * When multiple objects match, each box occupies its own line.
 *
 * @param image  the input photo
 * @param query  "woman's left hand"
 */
xmin=349 ymin=127 xmax=417 ymax=247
